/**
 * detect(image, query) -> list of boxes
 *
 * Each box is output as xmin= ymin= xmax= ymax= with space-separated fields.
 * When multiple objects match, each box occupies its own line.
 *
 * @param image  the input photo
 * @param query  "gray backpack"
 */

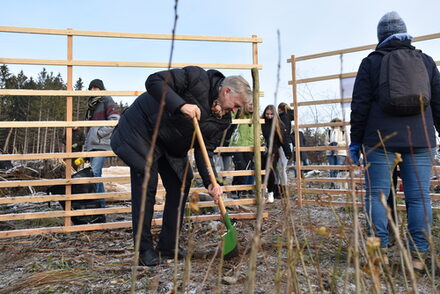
xmin=373 ymin=49 xmax=431 ymax=116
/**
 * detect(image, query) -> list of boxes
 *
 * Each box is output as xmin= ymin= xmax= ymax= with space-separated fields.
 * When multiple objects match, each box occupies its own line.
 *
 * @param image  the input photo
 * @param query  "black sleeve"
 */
xmin=428 ymin=56 xmax=440 ymax=136
xmin=350 ymin=58 xmax=374 ymax=144
xmin=280 ymin=122 xmax=292 ymax=159
xmin=145 ymin=66 xmax=204 ymax=114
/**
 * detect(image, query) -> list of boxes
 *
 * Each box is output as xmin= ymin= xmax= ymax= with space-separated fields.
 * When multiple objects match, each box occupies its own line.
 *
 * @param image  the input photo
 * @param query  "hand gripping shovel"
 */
xmin=192 ymin=117 xmax=239 ymax=259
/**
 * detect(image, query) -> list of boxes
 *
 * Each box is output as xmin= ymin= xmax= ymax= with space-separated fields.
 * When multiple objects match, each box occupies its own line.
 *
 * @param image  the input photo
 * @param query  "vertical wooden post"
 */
xmin=251 ymin=35 xmax=262 ymax=201
xmin=290 ymin=55 xmax=303 ymax=207
xmin=64 ymin=28 xmax=73 ymax=227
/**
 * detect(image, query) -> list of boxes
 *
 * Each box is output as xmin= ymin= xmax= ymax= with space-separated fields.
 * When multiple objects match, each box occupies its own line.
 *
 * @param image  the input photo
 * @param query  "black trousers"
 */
xmin=232 ymin=152 xmax=254 ymax=186
xmin=130 ymin=155 xmax=192 ymax=253
xmin=262 ymin=152 xmax=279 ymax=193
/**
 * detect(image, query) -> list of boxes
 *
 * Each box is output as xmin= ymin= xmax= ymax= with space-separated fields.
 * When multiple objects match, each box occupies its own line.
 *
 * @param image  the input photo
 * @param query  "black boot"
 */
xmin=156 ymin=247 xmax=187 ymax=260
xmin=274 ymin=185 xmax=281 ymax=199
xmin=139 ymin=248 xmax=162 ymax=266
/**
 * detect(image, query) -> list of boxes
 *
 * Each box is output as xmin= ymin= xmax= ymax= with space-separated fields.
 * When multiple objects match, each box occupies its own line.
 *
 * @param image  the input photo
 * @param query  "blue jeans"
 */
xmin=90 ymin=156 xmax=107 ymax=207
xmin=327 ymin=155 xmax=346 ymax=178
xmin=364 ymin=147 xmax=433 ymax=251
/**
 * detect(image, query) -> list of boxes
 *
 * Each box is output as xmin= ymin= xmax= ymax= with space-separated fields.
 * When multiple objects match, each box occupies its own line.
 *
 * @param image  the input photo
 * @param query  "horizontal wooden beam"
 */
xmin=0 ymin=151 xmax=114 ymax=161
xmin=287 ymin=33 xmax=440 ymax=62
xmin=289 ymin=72 xmax=357 ymax=85
xmin=0 ymin=145 xmax=267 ymax=161
xmin=297 ymin=121 xmax=351 ymax=129
xmin=295 ymin=146 xmax=347 ymax=152
xmin=0 ymin=58 xmax=262 ymax=70
xmin=0 ymin=199 xmax=258 ymax=221
xmin=0 ymin=169 xmax=265 ymax=189
xmin=297 ymin=98 xmax=352 ymax=107
xmin=0 ymin=90 xmax=144 ymax=97
xmin=0 ymin=212 xmax=268 ymax=238
xmin=300 ymin=165 xmax=360 ymax=171
xmin=0 ymin=26 xmax=262 ymax=43
xmin=0 ymin=119 xmax=265 ymax=128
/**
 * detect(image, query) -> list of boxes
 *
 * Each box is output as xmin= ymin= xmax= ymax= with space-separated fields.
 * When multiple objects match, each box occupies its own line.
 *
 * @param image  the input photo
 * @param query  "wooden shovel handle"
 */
xmin=192 ymin=117 xmax=227 ymax=217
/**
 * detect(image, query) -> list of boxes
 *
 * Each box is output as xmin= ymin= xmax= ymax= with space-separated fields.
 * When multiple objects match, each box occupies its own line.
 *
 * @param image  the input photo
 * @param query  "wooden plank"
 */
xmin=302 ymin=177 xmax=364 ymax=183
xmin=287 ymin=32 xmax=440 ymax=62
xmin=0 ymin=198 xmax=259 ymax=222
xmin=297 ymin=121 xmax=351 ymax=129
xmin=0 ymin=145 xmax=265 ymax=161
xmin=300 ymin=165 xmax=360 ymax=170
xmin=0 ymin=212 xmax=268 ymax=238
xmin=215 ymin=146 xmax=266 ymax=153
xmin=0 ymin=90 xmax=144 ymax=96
xmin=0 ymin=207 xmax=132 ymax=221
xmin=0 ymin=26 xmax=262 ymax=43
xmin=297 ymin=98 xmax=352 ymax=107
xmin=0 ymin=119 xmax=264 ymax=128
xmin=0 ymin=90 xmax=265 ymax=99
xmin=0 ymin=176 xmax=130 ymax=188
xmin=0 ymin=192 xmax=131 ymax=204
xmin=289 ymin=72 xmax=357 ymax=85
xmin=0 ymin=58 xmax=262 ymax=70
xmin=295 ymin=146 xmax=347 ymax=152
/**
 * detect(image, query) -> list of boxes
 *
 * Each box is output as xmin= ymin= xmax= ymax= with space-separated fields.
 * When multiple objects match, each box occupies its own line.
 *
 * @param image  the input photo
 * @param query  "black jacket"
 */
xmin=351 ymin=38 xmax=440 ymax=148
xmin=261 ymin=118 xmax=292 ymax=159
xmin=279 ymin=109 xmax=294 ymax=146
xmin=111 ymin=66 xmax=231 ymax=188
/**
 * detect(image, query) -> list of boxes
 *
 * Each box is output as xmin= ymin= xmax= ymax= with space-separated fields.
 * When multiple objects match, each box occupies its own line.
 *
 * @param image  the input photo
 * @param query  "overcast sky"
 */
xmin=1 ymin=0 xmax=439 ymax=121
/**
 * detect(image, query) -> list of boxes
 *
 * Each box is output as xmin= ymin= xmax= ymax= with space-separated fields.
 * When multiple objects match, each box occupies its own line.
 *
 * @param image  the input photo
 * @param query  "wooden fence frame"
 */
xmin=288 ymin=32 xmax=440 ymax=212
xmin=0 ymin=26 xmax=265 ymax=238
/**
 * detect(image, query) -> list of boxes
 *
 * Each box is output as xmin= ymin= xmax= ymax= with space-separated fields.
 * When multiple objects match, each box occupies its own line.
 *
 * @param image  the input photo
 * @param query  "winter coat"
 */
xmin=290 ymin=131 xmax=308 ymax=162
xmin=261 ymin=118 xmax=292 ymax=159
xmin=111 ymin=66 xmax=231 ymax=188
xmin=279 ymin=109 xmax=294 ymax=140
xmin=84 ymin=96 xmax=120 ymax=151
xmin=326 ymin=127 xmax=347 ymax=157
xmin=350 ymin=38 xmax=440 ymax=148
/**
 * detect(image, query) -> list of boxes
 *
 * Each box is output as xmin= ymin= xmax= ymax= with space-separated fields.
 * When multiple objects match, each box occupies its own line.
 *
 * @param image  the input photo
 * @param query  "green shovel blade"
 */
xmin=222 ymin=213 xmax=237 ymax=256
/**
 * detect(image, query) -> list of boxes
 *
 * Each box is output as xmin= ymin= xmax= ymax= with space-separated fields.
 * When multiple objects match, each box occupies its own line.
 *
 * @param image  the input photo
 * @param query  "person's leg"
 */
xmin=156 ymin=156 xmax=193 ymax=256
xmin=232 ymin=152 xmax=246 ymax=198
xmin=327 ymin=155 xmax=337 ymax=178
xmin=399 ymin=149 xmax=433 ymax=253
xmin=130 ymin=164 xmax=158 ymax=253
xmin=364 ymin=147 xmax=395 ymax=248
xmin=90 ymin=156 xmax=107 ymax=206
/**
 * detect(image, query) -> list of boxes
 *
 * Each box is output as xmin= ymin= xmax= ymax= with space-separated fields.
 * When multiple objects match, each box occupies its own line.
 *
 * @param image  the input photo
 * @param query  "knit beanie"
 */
xmin=377 ymin=11 xmax=407 ymax=43
xmin=88 ymin=79 xmax=105 ymax=90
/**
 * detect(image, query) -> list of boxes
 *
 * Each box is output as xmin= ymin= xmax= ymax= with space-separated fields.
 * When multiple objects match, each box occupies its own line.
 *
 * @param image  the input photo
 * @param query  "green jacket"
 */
xmin=229 ymin=113 xmax=263 ymax=147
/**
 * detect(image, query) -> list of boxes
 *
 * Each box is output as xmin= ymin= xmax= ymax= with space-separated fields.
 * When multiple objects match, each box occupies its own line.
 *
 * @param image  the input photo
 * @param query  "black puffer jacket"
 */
xmin=111 ymin=66 xmax=231 ymax=187
xmin=261 ymin=118 xmax=292 ymax=159
xmin=279 ymin=109 xmax=294 ymax=144
xmin=351 ymin=38 xmax=440 ymax=148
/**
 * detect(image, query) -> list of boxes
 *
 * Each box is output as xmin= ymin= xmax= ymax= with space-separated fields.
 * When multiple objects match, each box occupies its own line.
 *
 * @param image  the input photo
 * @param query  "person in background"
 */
xmin=326 ymin=117 xmax=347 ymax=188
xmin=261 ymin=104 xmax=292 ymax=202
xmin=277 ymin=102 xmax=294 ymax=181
xmin=290 ymin=130 xmax=309 ymax=177
xmin=85 ymin=79 xmax=120 ymax=207
xmin=229 ymin=103 xmax=259 ymax=199
xmin=350 ymin=11 xmax=440 ymax=271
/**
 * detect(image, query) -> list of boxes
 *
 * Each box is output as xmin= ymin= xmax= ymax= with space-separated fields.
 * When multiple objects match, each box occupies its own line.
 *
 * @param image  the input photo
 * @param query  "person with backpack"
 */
xmin=350 ymin=11 xmax=440 ymax=271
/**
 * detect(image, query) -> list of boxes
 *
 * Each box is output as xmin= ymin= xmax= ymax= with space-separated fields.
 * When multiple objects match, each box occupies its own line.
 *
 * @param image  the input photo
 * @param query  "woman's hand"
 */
xmin=208 ymin=183 xmax=223 ymax=204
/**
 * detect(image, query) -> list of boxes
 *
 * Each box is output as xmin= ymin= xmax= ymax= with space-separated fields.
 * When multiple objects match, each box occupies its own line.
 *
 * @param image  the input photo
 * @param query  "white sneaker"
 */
xmin=267 ymin=192 xmax=274 ymax=203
